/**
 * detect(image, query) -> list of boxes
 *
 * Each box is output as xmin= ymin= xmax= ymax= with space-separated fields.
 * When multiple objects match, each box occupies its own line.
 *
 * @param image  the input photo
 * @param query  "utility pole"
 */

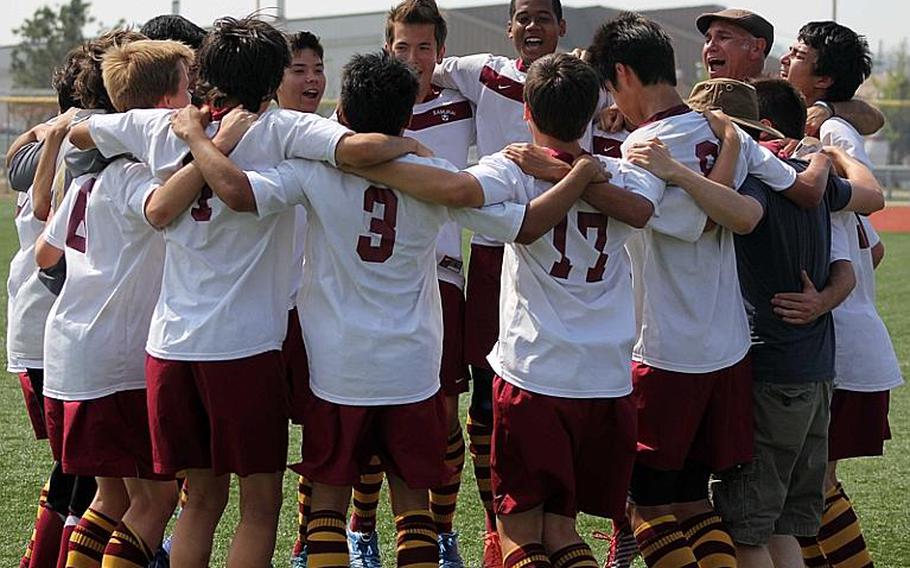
xmin=171 ymin=0 xmax=179 ymax=14
xmin=832 ymin=0 xmax=838 ymax=21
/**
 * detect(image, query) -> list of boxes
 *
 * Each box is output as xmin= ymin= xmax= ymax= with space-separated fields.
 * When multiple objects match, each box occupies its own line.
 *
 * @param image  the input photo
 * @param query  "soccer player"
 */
xmin=275 ymin=29 xmax=328 ymax=568
xmin=586 ymin=13 xmax=834 ymax=568
xmin=779 ymin=21 xmax=904 ymax=567
xmin=171 ymin=50 xmax=607 ymax=568
xmin=697 ymin=7 xmax=884 ymax=138
xmin=67 ymin=17 xmax=435 ymax=567
xmin=34 ymin=40 xmax=251 ymax=568
xmin=430 ymin=1 xmax=566 ymax=561
xmin=341 ymin=3 xmax=477 ymax=566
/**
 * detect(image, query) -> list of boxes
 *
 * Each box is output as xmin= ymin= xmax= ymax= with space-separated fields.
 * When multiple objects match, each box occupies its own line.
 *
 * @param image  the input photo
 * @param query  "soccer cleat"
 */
xmin=347 ymin=528 xmax=382 ymax=568
xmin=482 ymin=530 xmax=503 ymax=568
xmin=290 ymin=545 xmax=308 ymax=568
xmin=438 ymin=531 xmax=465 ymax=568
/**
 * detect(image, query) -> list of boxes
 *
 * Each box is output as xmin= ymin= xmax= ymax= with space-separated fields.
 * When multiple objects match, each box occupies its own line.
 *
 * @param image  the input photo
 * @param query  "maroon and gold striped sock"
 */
xmin=431 ymin=426 xmax=466 ymax=534
xmin=678 ymin=511 xmax=737 ymax=568
xmin=395 ymin=511 xmax=439 ymax=568
xmin=306 ymin=510 xmax=349 ymax=568
xmin=467 ymin=411 xmax=494 ymax=516
xmin=633 ymin=514 xmax=698 ymax=568
xmin=29 ymin=503 xmax=65 ymax=568
xmin=795 ymin=536 xmax=830 ymax=567
xmin=817 ymin=484 xmax=873 ymax=568
xmin=349 ymin=456 xmax=384 ymax=534
xmin=20 ymin=479 xmax=51 ymax=568
xmin=56 ymin=515 xmax=80 ymax=568
xmin=65 ymin=508 xmax=118 ymax=568
xmin=100 ymin=521 xmax=153 ymax=568
xmin=293 ymin=475 xmax=313 ymax=556
xmin=503 ymin=543 xmax=552 ymax=568
xmin=550 ymin=542 xmax=598 ymax=568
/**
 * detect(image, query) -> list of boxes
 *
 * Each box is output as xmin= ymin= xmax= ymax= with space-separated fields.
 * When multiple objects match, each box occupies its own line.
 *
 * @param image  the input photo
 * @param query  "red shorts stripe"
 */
xmin=491 ymin=376 xmax=637 ymax=519
xmin=632 ymin=357 xmax=753 ymax=471
xmin=463 ymin=244 xmax=503 ymax=369
xmin=49 ymin=390 xmax=170 ymax=480
xmin=145 ymin=352 xmax=289 ymax=477
xmin=439 ymin=281 xmax=469 ymax=396
xmin=18 ymin=371 xmax=48 ymax=440
xmin=294 ymin=390 xmax=450 ymax=489
xmin=284 ymin=307 xmax=311 ymax=424
xmin=828 ymin=389 xmax=891 ymax=460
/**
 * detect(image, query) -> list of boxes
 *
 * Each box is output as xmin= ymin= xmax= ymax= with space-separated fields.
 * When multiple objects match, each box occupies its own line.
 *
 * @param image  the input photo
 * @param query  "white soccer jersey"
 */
xmin=7 ymin=190 xmax=56 ymax=371
xmin=621 ymin=106 xmax=798 ymax=373
xmin=87 ymin=108 xmax=349 ymax=360
xmin=42 ymin=160 xmax=164 ymax=401
xmin=405 ymin=87 xmax=476 ymax=289
xmin=467 ymin=152 xmax=662 ymax=397
xmin=591 ymin=125 xmax=629 ymax=159
xmin=821 ymin=118 xmax=903 ymax=391
xmin=245 ymin=155 xmax=526 ymax=406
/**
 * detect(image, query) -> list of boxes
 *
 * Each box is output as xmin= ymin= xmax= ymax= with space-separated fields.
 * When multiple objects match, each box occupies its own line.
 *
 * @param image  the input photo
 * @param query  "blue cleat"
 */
xmin=437 ymin=531 xmax=464 ymax=568
xmin=347 ymin=528 xmax=382 ymax=568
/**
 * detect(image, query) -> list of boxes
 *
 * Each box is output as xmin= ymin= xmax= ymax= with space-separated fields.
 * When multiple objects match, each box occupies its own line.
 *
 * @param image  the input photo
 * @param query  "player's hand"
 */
xmin=569 ymin=47 xmax=590 ymax=62
xmin=171 ymin=104 xmax=210 ymax=142
xmin=626 ymin=138 xmax=682 ymax=182
xmin=503 ymin=143 xmax=572 ymax=182
xmin=46 ymin=107 xmax=80 ymax=141
xmin=212 ymin=107 xmax=257 ymax=155
xmin=409 ymin=138 xmax=434 ymax=158
xmin=805 ymin=104 xmax=832 ymax=137
xmin=770 ymin=270 xmax=825 ymax=325
xmin=819 ymin=145 xmax=850 ymax=177
xmin=704 ymin=109 xmax=737 ymax=142
xmin=573 ymin=153 xmax=610 ymax=184
xmin=597 ymin=104 xmax=627 ymax=133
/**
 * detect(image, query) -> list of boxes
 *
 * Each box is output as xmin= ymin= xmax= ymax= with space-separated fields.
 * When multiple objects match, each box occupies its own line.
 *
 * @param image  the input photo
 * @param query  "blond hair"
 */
xmin=102 ymin=39 xmax=194 ymax=111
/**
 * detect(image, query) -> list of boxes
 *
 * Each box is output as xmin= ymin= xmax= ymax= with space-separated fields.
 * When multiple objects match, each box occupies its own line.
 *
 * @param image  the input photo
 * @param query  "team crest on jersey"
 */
xmin=434 ymin=108 xmax=457 ymax=122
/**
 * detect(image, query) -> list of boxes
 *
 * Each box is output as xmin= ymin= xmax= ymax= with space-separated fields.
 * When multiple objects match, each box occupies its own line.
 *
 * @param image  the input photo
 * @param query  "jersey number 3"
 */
xmin=357 ymin=186 xmax=398 ymax=263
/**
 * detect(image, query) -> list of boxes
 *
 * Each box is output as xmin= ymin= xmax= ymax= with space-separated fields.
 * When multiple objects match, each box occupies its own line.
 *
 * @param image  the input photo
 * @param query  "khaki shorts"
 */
xmin=713 ymin=380 xmax=832 ymax=545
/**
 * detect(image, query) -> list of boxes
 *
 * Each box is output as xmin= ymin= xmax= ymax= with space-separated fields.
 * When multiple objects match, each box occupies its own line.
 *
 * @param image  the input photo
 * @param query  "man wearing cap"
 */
xmin=697 ymin=8 xmax=885 ymax=138
xmin=630 ymin=76 xmax=885 ymax=568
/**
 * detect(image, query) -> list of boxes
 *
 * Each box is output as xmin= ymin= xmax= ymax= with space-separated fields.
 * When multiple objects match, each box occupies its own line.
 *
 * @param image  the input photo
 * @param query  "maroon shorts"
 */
xmin=47 ymin=390 xmax=169 ymax=480
xmin=439 ymin=281 xmax=469 ymax=396
xmin=145 ymin=351 xmax=289 ymax=477
xmin=44 ymin=396 xmax=65 ymax=462
xmin=828 ymin=389 xmax=892 ymax=461
xmin=464 ymin=244 xmax=504 ymax=369
xmin=491 ymin=376 xmax=638 ymax=519
xmin=632 ymin=357 xmax=753 ymax=472
xmin=284 ymin=307 xmax=311 ymax=424
xmin=18 ymin=371 xmax=48 ymax=440
xmin=294 ymin=390 xmax=449 ymax=489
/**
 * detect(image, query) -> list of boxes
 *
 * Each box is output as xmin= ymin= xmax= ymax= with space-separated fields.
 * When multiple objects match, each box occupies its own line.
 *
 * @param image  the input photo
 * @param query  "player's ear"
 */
xmin=437 ymin=44 xmax=446 ymax=64
xmin=558 ymin=19 xmax=566 ymax=37
xmin=507 ymin=20 xmax=513 ymax=39
xmin=815 ymin=75 xmax=834 ymax=91
xmin=523 ymin=102 xmax=531 ymax=122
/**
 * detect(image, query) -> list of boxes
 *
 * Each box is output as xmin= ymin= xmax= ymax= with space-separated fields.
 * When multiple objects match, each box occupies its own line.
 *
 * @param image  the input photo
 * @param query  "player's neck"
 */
xmin=637 ymin=84 xmax=685 ymax=124
xmin=535 ymin=134 xmax=583 ymax=158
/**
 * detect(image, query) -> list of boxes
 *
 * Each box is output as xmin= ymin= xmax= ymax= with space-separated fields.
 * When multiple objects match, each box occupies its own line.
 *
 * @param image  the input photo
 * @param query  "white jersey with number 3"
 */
xmin=245 ymin=155 xmax=527 ymax=406
xmin=87 ymin=108 xmax=350 ymax=360
xmin=622 ymin=106 xmax=798 ymax=373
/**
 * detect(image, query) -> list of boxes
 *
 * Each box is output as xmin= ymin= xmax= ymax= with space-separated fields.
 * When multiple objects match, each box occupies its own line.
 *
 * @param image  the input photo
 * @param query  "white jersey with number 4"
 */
xmin=87 ymin=108 xmax=350 ymax=360
xmin=622 ymin=106 xmax=798 ymax=373
xmin=42 ymin=160 xmax=163 ymax=401
xmin=821 ymin=118 xmax=903 ymax=392
xmin=246 ymin=155 xmax=527 ymax=406
xmin=405 ymin=87 xmax=476 ymax=289
xmin=468 ymin=152 xmax=663 ymax=397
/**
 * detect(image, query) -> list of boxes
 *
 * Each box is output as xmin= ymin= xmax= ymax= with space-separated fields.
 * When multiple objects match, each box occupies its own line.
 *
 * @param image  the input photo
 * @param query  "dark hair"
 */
xmin=524 ymin=53 xmax=599 ymax=142
xmin=509 ymin=0 xmax=563 ymax=22
xmin=195 ymin=16 xmax=290 ymax=111
xmin=140 ymin=14 xmax=207 ymax=49
xmin=589 ymin=12 xmax=676 ymax=89
xmin=340 ymin=51 xmax=418 ymax=136
xmin=386 ymin=0 xmax=447 ymax=51
xmin=52 ymin=47 xmax=89 ymax=111
xmin=74 ymin=29 xmax=147 ymax=111
xmin=751 ymin=78 xmax=807 ymax=140
xmin=797 ymin=21 xmax=872 ymax=102
xmin=287 ymin=30 xmax=324 ymax=60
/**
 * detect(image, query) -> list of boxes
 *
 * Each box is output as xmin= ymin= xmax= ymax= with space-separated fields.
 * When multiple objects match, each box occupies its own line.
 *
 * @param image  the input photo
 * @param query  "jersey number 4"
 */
xmin=357 ymin=186 xmax=398 ymax=263
xmin=549 ymin=212 xmax=609 ymax=282
xmin=65 ymin=177 xmax=97 ymax=253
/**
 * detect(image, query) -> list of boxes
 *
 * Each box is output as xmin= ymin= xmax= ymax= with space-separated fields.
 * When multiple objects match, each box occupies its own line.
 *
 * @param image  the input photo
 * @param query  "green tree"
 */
xmin=874 ymin=40 xmax=910 ymax=164
xmin=11 ymin=0 xmax=94 ymax=89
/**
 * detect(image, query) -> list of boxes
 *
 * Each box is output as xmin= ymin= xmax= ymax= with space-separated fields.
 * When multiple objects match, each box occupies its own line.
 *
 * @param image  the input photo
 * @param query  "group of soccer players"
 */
xmin=6 ymin=1 xmax=902 ymax=568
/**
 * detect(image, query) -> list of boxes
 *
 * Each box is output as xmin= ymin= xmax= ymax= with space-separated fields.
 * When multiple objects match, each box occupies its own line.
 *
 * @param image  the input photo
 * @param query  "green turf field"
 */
xmin=0 ymin=193 xmax=906 ymax=567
